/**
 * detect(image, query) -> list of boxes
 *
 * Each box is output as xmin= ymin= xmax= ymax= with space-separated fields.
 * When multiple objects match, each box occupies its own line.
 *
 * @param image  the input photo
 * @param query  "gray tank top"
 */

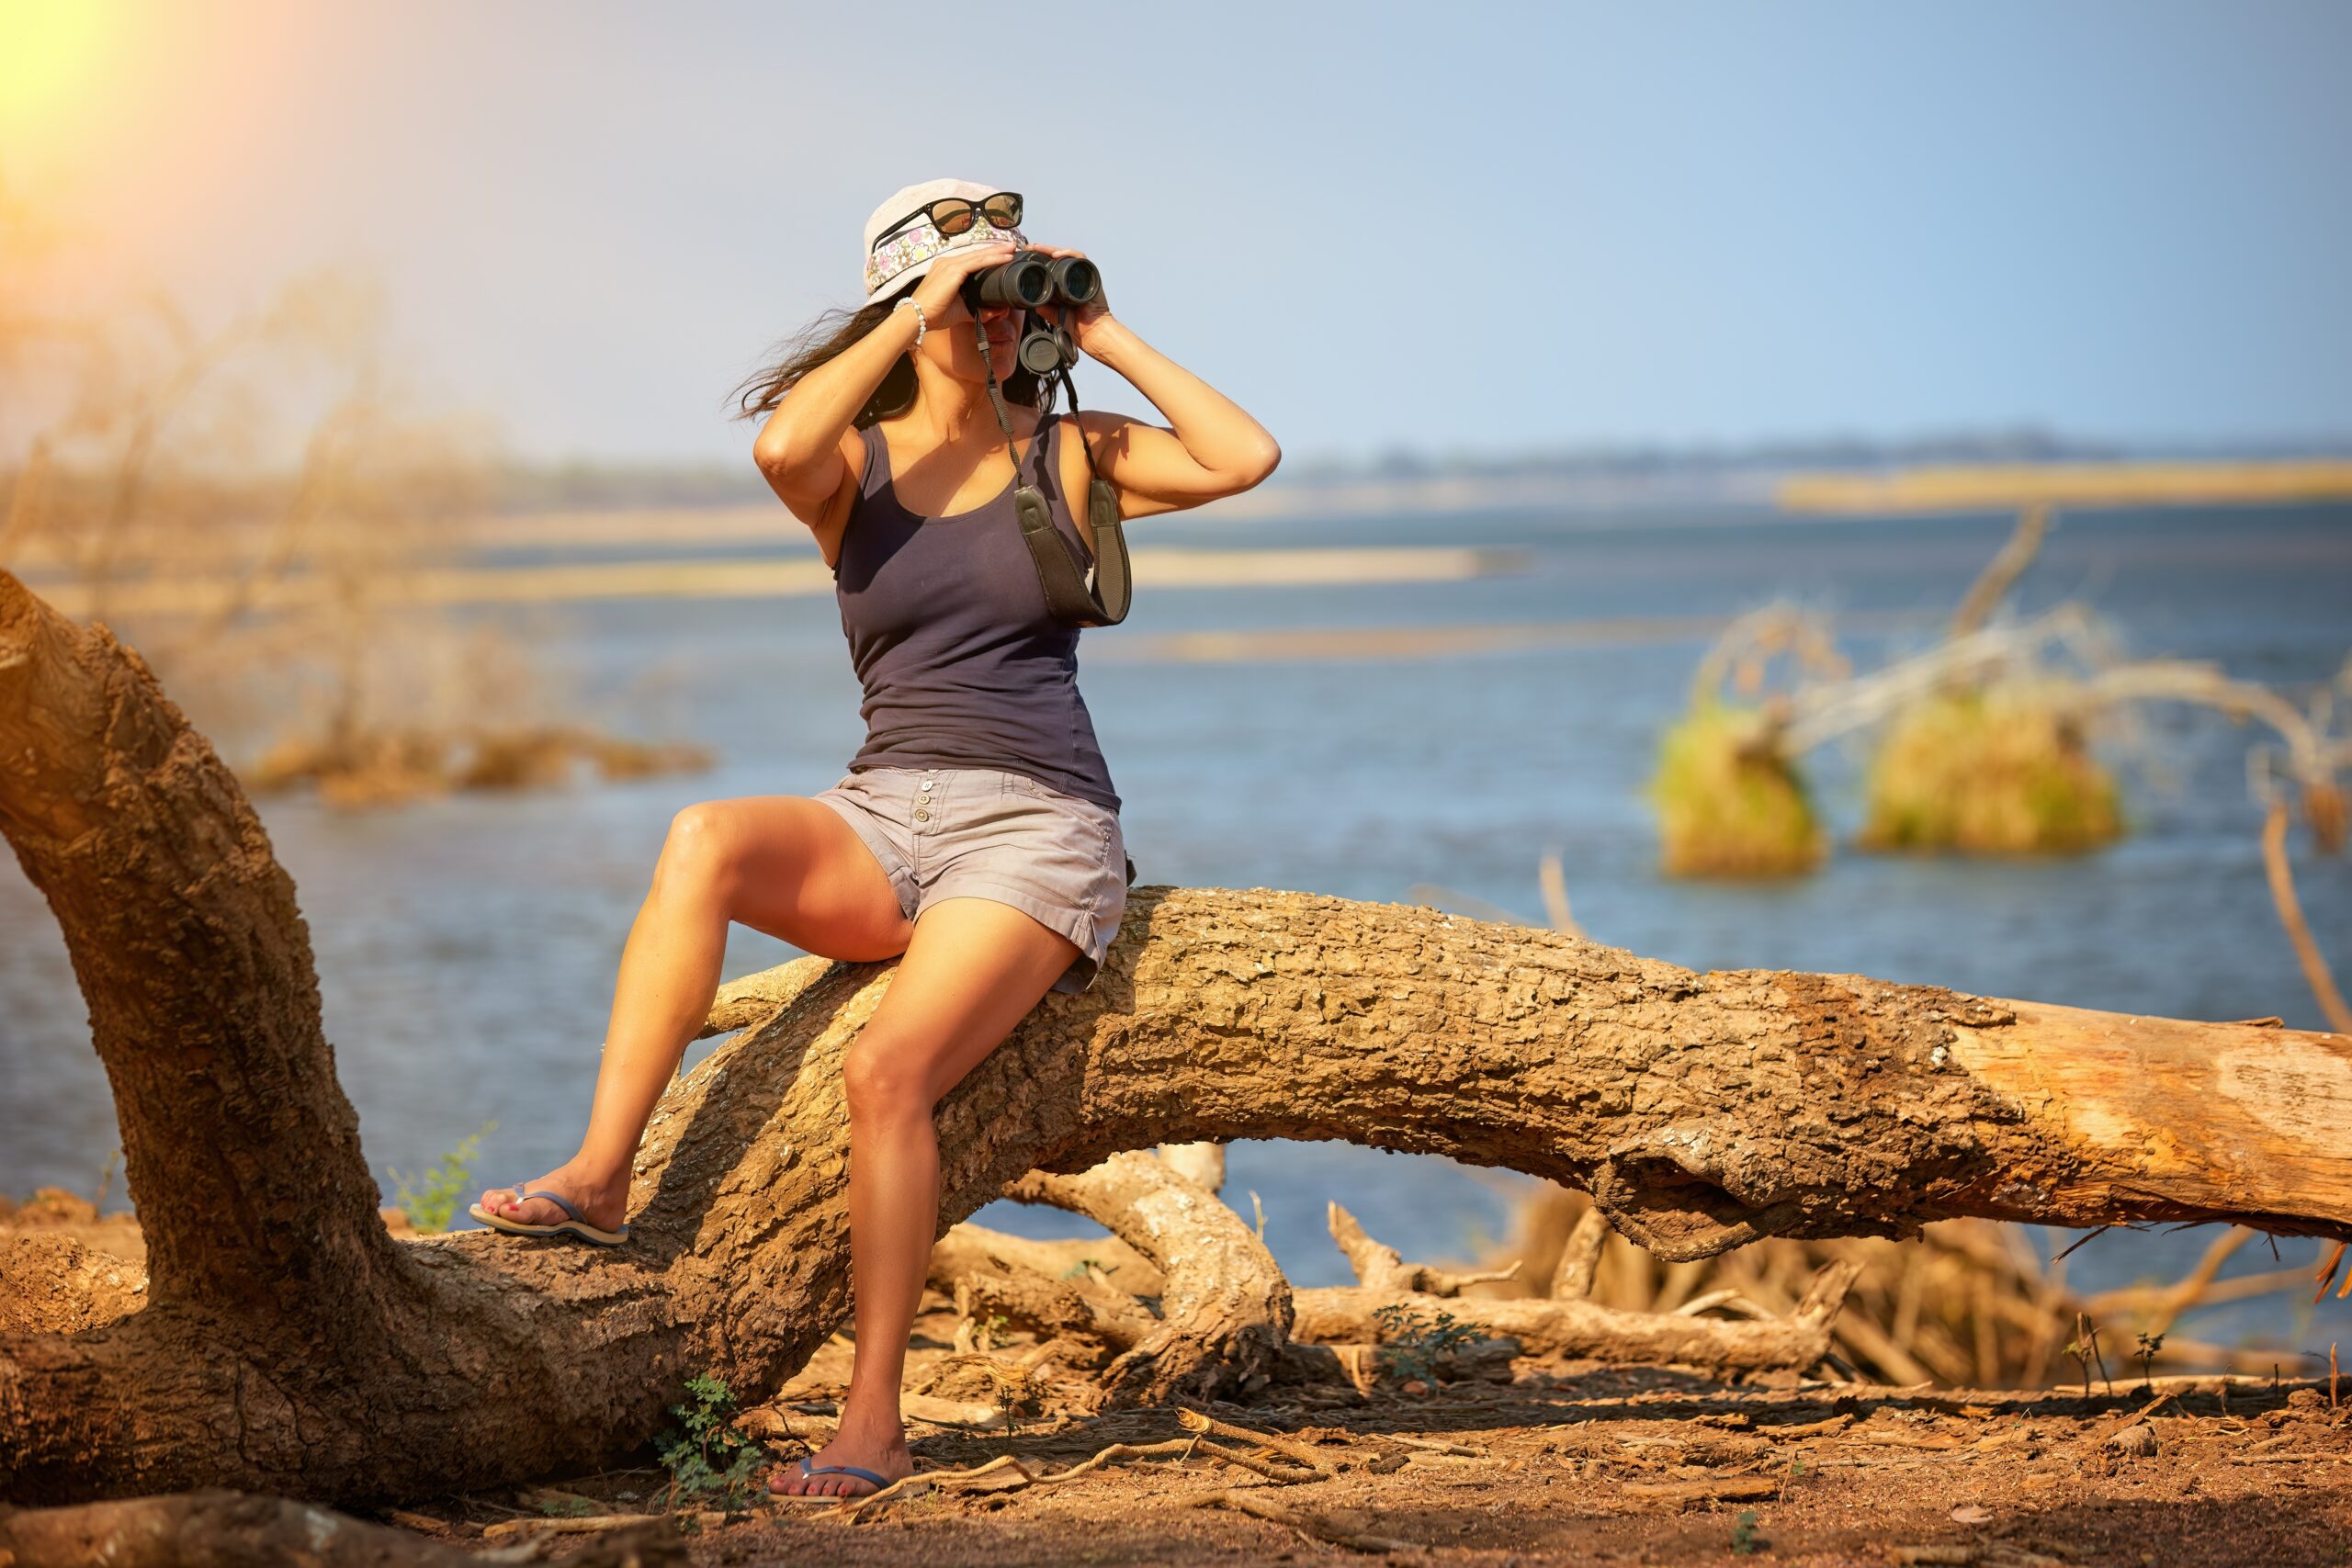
xmin=831 ymin=410 xmax=1121 ymax=813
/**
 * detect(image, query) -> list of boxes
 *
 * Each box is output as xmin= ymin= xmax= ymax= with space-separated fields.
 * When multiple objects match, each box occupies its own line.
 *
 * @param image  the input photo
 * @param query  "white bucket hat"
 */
xmin=861 ymin=177 xmax=1028 ymax=307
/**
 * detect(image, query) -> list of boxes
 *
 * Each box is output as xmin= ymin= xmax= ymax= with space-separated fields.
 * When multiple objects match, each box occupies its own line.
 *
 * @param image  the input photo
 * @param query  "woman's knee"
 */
xmin=842 ymin=1036 xmax=933 ymax=1122
xmin=652 ymin=801 xmax=752 ymax=903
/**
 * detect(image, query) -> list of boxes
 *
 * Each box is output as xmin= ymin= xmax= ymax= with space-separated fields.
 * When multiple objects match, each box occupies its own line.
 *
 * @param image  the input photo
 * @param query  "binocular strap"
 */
xmin=974 ymin=313 xmax=1132 ymax=628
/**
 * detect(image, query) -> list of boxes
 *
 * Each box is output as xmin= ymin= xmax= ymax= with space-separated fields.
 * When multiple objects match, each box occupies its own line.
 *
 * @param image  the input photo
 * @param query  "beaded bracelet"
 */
xmin=892 ymin=293 xmax=926 ymax=350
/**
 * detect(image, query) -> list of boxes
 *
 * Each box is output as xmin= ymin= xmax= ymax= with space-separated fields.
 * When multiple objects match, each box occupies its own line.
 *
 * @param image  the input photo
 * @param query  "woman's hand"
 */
xmin=906 ymin=241 xmax=1021 ymax=325
xmin=1025 ymin=243 xmax=1118 ymax=356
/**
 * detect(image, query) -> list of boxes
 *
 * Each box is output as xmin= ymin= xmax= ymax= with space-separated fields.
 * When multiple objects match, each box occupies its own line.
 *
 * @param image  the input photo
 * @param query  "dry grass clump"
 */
xmin=1646 ymin=702 xmax=1826 ymax=877
xmin=1858 ymin=683 xmax=2123 ymax=854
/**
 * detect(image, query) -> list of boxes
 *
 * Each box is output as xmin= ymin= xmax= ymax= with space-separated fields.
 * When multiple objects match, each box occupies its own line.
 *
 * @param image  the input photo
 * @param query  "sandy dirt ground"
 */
xmin=368 ymin=1304 xmax=2352 ymax=1568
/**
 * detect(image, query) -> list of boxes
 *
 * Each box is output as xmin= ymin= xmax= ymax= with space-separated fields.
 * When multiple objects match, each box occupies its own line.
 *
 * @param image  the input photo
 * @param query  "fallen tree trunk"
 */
xmin=5 ymin=567 xmax=2351 ymax=1507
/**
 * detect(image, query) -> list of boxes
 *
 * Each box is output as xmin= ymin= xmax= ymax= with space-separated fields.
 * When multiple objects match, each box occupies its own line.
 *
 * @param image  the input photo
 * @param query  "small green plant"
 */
xmin=2062 ymin=1312 xmax=2111 ymax=1399
xmin=386 ymin=1120 xmax=496 ymax=1234
xmin=2069 ymin=1316 xmax=2126 ymax=1401
xmin=537 ymin=1494 xmax=595 ymax=1517
xmin=2135 ymin=1330 xmax=2166 ymax=1393
xmin=654 ymin=1374 xmax=766 ymax=1516
xmin=2062 ymin=1334 xmax=2091 ymax=1397
xmin=1730 ymin=1508 xmax=1763 ymax=1555
xmin=1372 ymin=1303 xmax=1483 ymax=1386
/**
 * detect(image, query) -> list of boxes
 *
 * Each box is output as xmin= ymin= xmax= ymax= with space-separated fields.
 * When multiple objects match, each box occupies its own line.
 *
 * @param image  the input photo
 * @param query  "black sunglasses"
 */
xmin=869 ymin=190 xmax=1023 ymax=253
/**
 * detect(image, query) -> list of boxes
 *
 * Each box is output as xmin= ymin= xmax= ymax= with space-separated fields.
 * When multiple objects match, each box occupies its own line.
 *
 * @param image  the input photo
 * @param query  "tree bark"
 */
xmin=0 ymin=1491 xmax=684 ymax=1568
xmin=4 ymin=567 xmax=2350 ymax=1507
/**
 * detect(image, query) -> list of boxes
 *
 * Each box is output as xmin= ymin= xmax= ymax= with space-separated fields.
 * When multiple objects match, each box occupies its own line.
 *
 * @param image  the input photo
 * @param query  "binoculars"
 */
xmin=960 ymin=249 xmax=1101 ymax=375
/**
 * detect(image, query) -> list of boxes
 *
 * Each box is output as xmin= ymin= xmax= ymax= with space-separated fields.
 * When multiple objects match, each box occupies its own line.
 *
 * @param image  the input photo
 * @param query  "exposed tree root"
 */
xmin=1292 ymin=1204 xmax=1860 ymax=1374
xmin=1002 ymin=1151 xmax=1293 ymax=1404
xmin=926 ymin=1222 xmax=1166 ymax=1297
xmin=941 ymin=1247 xmax=1159 ymax=1360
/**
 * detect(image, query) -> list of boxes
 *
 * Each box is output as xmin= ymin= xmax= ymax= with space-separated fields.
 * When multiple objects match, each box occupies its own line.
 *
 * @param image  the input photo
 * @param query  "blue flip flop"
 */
xmin=771 ymin=1453 xmax=894 ymax=1502
xmin=466 ymin=1184 xmax=629 ymax=1246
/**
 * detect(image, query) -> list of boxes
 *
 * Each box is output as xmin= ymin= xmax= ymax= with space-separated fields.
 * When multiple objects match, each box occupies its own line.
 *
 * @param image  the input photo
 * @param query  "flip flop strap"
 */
xmin=807 ymin=1463 xmax=892 ymax=1491
xmin=515 ymin=1189 xmax=585 ymax=1224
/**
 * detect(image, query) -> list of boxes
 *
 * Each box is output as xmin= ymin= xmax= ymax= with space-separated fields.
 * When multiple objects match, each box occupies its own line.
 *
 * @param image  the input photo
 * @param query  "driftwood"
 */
xmin=1155 ymin=1142 xmax=1227 ymax=1192
xmin=1482 ymin=1184 xmax=2324 ymax=1391
xmin=1949 ymin=502 xmax=2052 ymax=639
xmin=942 ymin=1236 xmax=1160 ymax=1353
xmin=6 ymin=568 xmax=2352 ymax=1508
xmin=1291 ymin=1203 xmax=1860 ymax=1373
xmin=2264 ymin=798 xmax=2352 ymax=1033
xmin=929 ymin=1225 xmax=1162 ymax=1306
xmin=1001 ymin=1152 xmax=1293 ymax=1403
xmin=927 ymin=1151 xmax=1287 ymax=1403
xmin=937 ymin=1121 xmax=1847 ymax=1397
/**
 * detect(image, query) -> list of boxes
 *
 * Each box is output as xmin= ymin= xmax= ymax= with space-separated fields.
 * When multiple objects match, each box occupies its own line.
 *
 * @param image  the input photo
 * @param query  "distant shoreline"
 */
xmin=14 ymin=545 xmax=1532 ymax=618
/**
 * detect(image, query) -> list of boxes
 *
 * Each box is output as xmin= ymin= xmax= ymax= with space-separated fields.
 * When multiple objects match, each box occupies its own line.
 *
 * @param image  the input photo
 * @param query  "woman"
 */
xmin=469 ymin=178 xmax=1280 ymax=1500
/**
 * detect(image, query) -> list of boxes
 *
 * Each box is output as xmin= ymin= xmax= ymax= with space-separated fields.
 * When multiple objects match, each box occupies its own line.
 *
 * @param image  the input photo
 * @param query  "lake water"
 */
xmin=4 ymin=497 xmax=2347 ymax=1366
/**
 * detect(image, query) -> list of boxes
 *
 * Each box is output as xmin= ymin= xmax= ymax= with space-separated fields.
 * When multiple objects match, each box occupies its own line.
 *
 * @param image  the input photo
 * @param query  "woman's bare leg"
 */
xmin=480 ymin=795 xmax=913 ymax=1231
xmin=769 ymin=895 xmax=1083 ymax=1499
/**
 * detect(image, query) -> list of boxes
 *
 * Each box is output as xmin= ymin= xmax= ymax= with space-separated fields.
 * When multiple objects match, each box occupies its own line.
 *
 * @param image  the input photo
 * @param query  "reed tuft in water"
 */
xmin=1647 ymin=701 xmax=1826 ymax=877
xmin=1858 ymin=682 xmax=2124 ymax=854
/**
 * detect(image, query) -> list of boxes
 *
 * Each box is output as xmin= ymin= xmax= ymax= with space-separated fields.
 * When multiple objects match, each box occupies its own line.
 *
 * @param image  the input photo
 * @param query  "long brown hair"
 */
xmin=729 ymin=294 xmax=1046 ymax=430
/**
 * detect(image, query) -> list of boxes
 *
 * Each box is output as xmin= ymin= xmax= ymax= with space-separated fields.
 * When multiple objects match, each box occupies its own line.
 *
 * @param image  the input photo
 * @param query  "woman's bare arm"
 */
xmin=750 ymin=308 xmax=919 ymax=530
xmin=1069 ymin=317 xmax=1283 ymax=520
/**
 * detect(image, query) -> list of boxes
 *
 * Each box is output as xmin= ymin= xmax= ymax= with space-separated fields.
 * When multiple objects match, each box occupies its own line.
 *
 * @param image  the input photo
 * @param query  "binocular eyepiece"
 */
xmin=961 ymin=250 xmax=1101 ymax=376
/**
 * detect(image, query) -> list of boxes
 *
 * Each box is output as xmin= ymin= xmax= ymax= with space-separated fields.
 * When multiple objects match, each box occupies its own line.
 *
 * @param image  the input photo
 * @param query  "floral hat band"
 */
xmin=864 ymin=213 xmax=1029 ymax=301
xmin=860 ymin=177 xmax=1028 ymax=305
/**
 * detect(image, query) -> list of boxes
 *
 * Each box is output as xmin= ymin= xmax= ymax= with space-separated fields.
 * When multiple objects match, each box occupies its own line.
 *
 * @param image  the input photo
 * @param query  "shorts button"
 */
xmin=920 ymin=780 xmax=934 ymax=790
xmin=913 ymin=808 xmax=930 ymax=821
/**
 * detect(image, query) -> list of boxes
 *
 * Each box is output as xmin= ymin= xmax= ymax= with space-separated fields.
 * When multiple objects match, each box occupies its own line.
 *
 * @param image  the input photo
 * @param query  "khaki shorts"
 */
xmin=810 ymin=764 xmax=1134 ymax=994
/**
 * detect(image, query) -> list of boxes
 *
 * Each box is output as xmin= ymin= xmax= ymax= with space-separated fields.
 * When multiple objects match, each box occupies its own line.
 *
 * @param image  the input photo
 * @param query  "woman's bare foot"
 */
xmin=476 ymin=1161 xmax=628 ymax=1232
xmin=767 ymin=1424 xmax=913 ymax=1500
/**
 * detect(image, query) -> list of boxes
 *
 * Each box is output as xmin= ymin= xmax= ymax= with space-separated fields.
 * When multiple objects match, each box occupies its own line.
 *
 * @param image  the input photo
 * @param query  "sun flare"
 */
xmin=0 ymin=1 xmax=119 ymax=136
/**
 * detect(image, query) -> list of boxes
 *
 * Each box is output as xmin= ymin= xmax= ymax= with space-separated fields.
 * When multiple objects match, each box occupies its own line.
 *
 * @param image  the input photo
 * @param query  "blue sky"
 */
xmin=10 ymin=0 xmax=2350 ymax=467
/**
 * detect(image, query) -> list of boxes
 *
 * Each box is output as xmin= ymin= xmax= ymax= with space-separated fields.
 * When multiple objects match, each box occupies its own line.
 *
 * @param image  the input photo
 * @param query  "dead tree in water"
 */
xmin=4 ymin=567 xmax=2350 ymax=1508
